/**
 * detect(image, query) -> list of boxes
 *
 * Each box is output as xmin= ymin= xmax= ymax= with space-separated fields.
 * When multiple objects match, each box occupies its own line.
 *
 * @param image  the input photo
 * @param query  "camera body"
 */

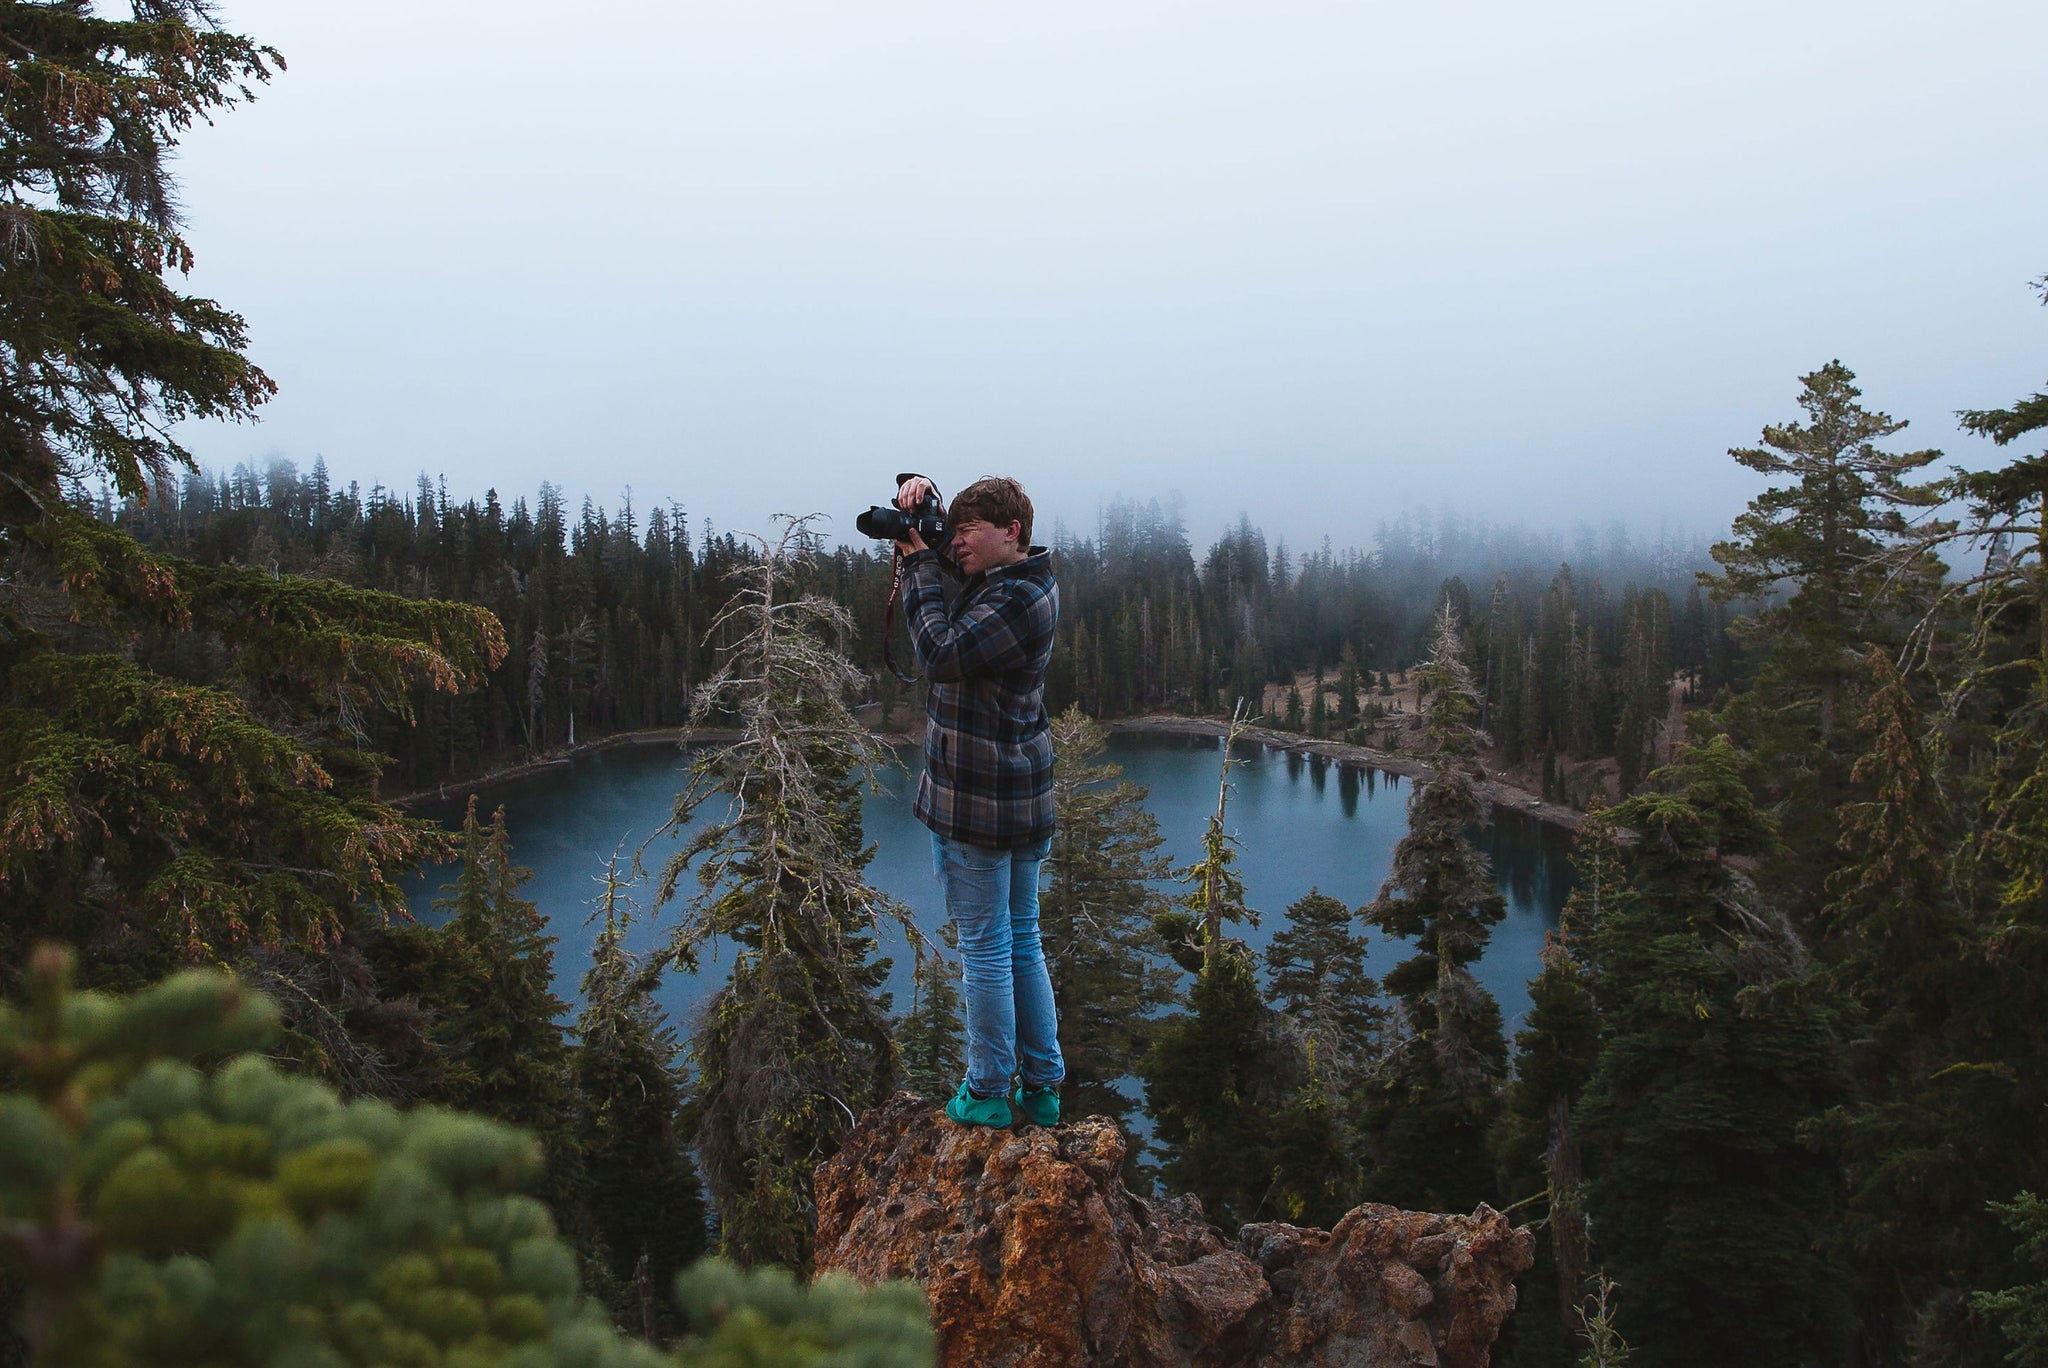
xmin=855 ymin=473 xmax=952 ymax=553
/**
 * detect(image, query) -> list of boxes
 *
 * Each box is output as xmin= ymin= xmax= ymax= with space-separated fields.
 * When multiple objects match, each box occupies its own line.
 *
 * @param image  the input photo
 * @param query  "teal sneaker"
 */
xmin=1013 ymin=1081 xmax=1060 ymax=1127
xmin=944 ymin=1080 xmax=1013 ymax=1128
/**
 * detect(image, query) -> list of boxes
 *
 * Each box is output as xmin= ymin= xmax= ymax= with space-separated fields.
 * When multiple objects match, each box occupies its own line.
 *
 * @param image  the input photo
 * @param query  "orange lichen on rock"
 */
xmin=815 ymin=1094 xmax=1535 ymax=1367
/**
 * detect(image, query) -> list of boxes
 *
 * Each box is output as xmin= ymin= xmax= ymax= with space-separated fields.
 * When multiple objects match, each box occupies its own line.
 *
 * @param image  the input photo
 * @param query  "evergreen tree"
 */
xmin=1143 ymin=944 xmax=1289 ymax=1225
xmin=1040 ymin=706 xmax=1175 ymax=1139
xmin=1260 ymin=888 xmax=1381 ymax=1225
xmin=0 ymin=2 xmax=505 ymax=1061
xmin=1975 ymin=1192 xmax=2048 ymax=1367
xmin=1493 ymin=801 xmax=1613 ymax=1367
xmin=571 ymin=855 xmax=707 ymax=1336
xmin=1143 ymin=705 xmax=1292 ymax=1224
xmin=894 ymin=924 xmax=964 ymax=1101
xmin=1337 ymin=642 xmax=1362 ymax=733
xmin=430 ymin=799 xmax=573 ymax=1135
xmin=1263 ymin=889 xmax=1382 ymax=1107
xmin=1358 ymin=605 xmax=1507 ymax=1212
xmin=1577 ymin=737 xmax=1848 ymax=1368
xmin=654 ymin=518 xmax=908 ymax=1271
xmin=1807 ymin=650 xmax=2045 ymax=1363
xmin=1947 ymin=274 xmax=2048 ymax=697
xmin=1154 ymin=702 xmax=1261 ymax=975
xmin=1697 ymin=361 xmax=1944 ymax=918
xmin=365 ymin=798 xmax=581 ymax=1241
xmin=1778 ymin=290 xmax=2048 ymax=1362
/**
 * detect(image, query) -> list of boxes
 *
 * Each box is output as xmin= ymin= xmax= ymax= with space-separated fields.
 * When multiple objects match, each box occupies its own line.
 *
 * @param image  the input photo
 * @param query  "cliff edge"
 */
xmin=814 ymin=1094 xmax=1534 ymax=1367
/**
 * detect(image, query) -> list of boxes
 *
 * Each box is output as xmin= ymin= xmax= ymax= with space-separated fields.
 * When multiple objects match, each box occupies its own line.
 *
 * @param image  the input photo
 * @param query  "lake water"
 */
xmin=401 ymin=732 xmax=1573 ymax=1036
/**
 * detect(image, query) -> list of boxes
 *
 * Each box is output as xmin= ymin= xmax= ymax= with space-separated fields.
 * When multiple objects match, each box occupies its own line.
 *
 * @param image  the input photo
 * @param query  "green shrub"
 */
xmin=0 ymin=945 xmax=932 ymax=1367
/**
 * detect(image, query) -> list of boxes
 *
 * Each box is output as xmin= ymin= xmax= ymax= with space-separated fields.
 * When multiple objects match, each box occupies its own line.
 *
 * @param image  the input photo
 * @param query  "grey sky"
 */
xmin=170 ymin=1 xmax=2046 ymax=552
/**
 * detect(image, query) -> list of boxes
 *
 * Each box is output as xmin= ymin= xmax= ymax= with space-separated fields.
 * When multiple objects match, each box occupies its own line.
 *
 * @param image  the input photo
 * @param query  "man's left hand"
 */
xmin=895 ymin=476 xmax=934 ymax=555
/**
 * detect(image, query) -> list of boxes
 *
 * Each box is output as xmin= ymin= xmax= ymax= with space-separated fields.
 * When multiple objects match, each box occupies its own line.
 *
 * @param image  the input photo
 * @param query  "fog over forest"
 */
xmin=162 ymin=1 xmax=2044 ymax=547
xmin=7 ymin=3 xmax=2048 ymax=1366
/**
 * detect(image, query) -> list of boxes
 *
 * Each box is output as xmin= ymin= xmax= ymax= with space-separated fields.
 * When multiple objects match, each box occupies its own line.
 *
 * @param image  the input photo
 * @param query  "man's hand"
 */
xmin=894 ymin=476 xmax=935 ymax=555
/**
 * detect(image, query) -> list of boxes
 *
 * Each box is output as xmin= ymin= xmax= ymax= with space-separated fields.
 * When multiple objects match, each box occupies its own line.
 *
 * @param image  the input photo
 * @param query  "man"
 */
xmin=894 ymin=474 xmax=1064 ymax=1128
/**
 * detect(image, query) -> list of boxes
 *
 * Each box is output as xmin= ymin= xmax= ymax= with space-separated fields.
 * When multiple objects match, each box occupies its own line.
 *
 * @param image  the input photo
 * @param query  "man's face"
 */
xmin=950 ymin=516 xmax=1025 ymax=575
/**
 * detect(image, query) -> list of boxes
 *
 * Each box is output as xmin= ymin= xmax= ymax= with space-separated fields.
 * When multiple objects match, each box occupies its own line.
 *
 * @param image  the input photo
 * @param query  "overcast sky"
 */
xmin=167 ymin=0 xmax=2045 ymax=552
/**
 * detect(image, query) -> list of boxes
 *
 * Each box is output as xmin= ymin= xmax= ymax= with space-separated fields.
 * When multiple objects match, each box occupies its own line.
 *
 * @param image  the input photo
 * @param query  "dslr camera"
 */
xmin=855 ymin=472 xmax=952 ymax=553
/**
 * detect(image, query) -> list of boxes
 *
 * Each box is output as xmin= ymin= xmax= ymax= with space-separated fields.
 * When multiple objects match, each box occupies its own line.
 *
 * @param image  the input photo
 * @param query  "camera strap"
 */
xmin=880 ymin=473 xmax=945 ymax=688
xmin=881 ymin=549 xmax=920 ymax=686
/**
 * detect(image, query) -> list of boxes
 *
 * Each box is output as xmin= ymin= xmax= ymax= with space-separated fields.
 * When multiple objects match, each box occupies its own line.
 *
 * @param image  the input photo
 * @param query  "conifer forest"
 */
xmin=2 ymin=3 xmax=2046 ymax=1366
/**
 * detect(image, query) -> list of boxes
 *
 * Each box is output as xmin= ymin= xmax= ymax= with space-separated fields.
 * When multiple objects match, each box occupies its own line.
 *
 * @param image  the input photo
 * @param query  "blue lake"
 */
xmin=401 ymin=732 xmax=1574 ymax=1035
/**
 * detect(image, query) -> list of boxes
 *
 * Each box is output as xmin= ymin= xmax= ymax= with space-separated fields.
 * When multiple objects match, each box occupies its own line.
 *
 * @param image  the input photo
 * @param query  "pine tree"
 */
xmin=654 ymin=518 xmax=909 ymax=1272
xmin=1263 ymin=889 xmax=1382 ymax=1107
xmin=1577 ymin=736 xmax=1848 ymax=1368
xmin=0 ymin=3 xmax=504 ymax=1002
xmin=430 ymin=799 xmax=573 ymax=1137
xmin=1357 ymin=605 xmax=1507 ymax=1212
xmin=1142 ymin=944 xmax=1288 ymax=1225
xmin=1806 ymin=650 xmax=2044 ymax=1363
xmin=1040 ymin=706 xmax=1175 ymax=1139
xmin=1143 ymin=704 xmax=1292 ymax=1223
xmin=1337 ymin=642 xmax=1362 ymax=734
xmin=571 ymin=854 xmax=707 ymax=1337
xmin=1260 ymin=888 xmax=1381 ymax=1225
xmin=1697 ymin=361 xmax=1944 ymax=918
xmin=894 ymin=924 xmax=964 ymax=1101
xmin=1494 ymin=801 xmax=1613 ymax=1366
xmin=1974 ymin=1192 xmax=2048 ymax=1366
xmin=361 ymin=799 xmax=581 ymax=1235
xmin=1153 ymin=702 xmax=1260 ymax=975
xmin=1947 ymin=275 xmax=2048 ymax=696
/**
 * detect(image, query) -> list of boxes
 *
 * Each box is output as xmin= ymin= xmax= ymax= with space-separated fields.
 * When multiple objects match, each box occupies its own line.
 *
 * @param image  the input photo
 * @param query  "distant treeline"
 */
xmin=22 ymin=14 xmax=2048 ymax=1363
xmin=113 ymin=460 xmax=1726 ymax=794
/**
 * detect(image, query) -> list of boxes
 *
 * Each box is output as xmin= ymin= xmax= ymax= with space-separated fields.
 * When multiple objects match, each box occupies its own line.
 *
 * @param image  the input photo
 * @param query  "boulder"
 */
xmin=814 ymin=1094 xmax=1535 ymax=1367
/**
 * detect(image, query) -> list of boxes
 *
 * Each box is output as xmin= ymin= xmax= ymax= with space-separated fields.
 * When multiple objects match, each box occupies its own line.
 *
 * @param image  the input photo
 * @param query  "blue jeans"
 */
xmin=931 ymin=832 xmax=1064 ymax=1098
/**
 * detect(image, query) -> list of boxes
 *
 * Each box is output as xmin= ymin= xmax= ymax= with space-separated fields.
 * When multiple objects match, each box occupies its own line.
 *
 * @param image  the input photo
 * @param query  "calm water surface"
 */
xmin=402 ymin=733 xmax=1573 ymax=1033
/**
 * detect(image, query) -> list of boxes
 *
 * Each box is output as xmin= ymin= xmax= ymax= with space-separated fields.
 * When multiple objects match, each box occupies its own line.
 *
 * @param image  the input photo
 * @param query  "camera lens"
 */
xmin=855 ymin=505 xmax=909 ymax=541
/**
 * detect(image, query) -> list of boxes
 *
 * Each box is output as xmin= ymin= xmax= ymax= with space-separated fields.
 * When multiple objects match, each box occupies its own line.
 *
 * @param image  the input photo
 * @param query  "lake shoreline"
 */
xmin=1104 ymin=714 xmax=1582 ymax=831
xmin=385 ymin=728 xmax=729 ymax=809
xmin=390 ymin=714 xmax=1582 ymax=831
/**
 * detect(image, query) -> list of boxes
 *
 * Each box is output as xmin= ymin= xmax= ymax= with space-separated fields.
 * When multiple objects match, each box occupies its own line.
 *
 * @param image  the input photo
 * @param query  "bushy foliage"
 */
xmin=0 ymin=2 xmax=507 ymax=1112
xmin=1975 ymin=1192 xmax=2048 ymax=1367
xmin=1576 ymin=739 xmax=1848 ymax=1368
xmin=0 ymin=944 xmax=931 ymax=1367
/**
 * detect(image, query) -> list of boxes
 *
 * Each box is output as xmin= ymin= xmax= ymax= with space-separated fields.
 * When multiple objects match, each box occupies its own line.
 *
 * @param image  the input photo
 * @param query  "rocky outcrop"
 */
xmin=814 ymin=1095 xmax=1535 ymax=1367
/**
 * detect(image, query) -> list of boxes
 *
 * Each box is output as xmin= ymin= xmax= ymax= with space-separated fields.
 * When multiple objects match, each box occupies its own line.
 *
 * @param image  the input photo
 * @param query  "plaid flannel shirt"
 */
xmin=903 ymin=545 xmax=1059 ymax=850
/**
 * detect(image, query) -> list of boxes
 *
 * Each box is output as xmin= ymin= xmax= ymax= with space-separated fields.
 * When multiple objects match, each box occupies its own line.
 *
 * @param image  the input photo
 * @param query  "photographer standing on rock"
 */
xmin=892 ymin=474 xmax=1064 ymax=1129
